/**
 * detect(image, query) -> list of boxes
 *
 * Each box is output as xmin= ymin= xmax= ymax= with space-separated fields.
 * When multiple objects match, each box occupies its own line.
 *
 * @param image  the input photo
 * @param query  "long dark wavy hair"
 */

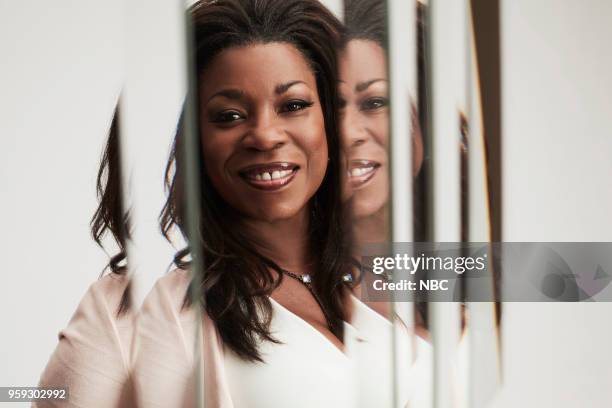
xmin=160 ymin=0 xmax=351 ymax=362
xmin=91 ymin=104 xmax=131 ymax=315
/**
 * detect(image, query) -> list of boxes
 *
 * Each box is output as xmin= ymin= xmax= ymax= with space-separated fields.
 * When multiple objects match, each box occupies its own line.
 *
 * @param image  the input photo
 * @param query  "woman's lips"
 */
xmin=239 ymin=162 xmax=299 ymax=191
xmin=348 ymin=160 xmax=380 ymax=188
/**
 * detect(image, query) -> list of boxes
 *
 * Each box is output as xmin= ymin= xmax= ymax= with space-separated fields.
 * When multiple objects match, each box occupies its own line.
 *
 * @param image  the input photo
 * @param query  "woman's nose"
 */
xmin=341 ymin=108 xmax=367 ymax=149
xmin=242 ymin=111 xmax=287 ymax=152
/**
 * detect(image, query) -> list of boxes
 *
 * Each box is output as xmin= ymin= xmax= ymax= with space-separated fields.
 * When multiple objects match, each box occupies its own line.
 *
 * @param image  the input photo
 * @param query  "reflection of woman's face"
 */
xmin=338 ymin=39 xmax=389 ymax=218
xmin=199 ymin=43 xmax=328 ymax=223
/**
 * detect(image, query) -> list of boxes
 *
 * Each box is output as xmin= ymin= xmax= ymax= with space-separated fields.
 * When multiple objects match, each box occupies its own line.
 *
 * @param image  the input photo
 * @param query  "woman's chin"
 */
xmin=242 ymin=203 xmax=306 ymax=224
xmin=351 ymin=195 xmax=388 ymax=220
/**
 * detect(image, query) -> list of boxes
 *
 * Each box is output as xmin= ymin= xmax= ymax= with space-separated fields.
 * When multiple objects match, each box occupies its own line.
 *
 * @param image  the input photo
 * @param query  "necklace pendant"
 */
xmin=301 ymin=274 xmax=312 ymax=284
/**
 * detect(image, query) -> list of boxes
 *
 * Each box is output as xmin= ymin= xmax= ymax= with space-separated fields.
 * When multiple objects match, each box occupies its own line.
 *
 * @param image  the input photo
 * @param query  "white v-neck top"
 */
xmin=223 ymin=298 xmax=356 ymax=408
xmin=223 ymin=296 xmax=432 ymax=408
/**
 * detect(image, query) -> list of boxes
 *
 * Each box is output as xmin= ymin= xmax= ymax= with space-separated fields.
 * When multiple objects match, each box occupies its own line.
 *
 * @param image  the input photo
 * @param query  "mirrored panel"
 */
xmin=0 ymin=1 xmax=137 ymax=406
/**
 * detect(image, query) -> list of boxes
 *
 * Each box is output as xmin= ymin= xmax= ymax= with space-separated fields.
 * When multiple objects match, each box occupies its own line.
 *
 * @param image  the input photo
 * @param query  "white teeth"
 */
xmin=250 ymin=168 xmax=294 ymax=181
xmin=350 ymin=166 xmax=374 ymax=177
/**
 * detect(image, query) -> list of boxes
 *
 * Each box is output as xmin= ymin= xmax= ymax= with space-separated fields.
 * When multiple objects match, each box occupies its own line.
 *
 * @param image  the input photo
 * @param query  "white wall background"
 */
xmin=0 ymin=0 xmax=183 ymax=395
xmin=120 ymin=0 xmax=187 ymax=308
xmin=493 ymin=0 xmax=612 ymax=407
xmin=0 ymin=0 xmax=124 ymax=391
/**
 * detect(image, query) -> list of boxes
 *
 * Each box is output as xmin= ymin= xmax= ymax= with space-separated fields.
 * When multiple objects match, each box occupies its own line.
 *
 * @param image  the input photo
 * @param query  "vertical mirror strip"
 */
xmin=387 ymin=0 xmax=417 ymax=407
xmin=427 ymin=0 xmax=467 ymax=406
xmin=179 ymin=3 xmax=206 ymax=406
xmin=466 ymin=0 xmax=503 ymax=406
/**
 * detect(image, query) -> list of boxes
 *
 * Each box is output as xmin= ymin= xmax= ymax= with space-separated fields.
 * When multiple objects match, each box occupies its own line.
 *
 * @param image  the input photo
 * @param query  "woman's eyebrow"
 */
xmin=355 ymin=78 xmax=387 ymax=92
xmin=275 ymin=80 xmax=307 ymax=95
xmin=207 ymin=88 xmax=244 ymax=103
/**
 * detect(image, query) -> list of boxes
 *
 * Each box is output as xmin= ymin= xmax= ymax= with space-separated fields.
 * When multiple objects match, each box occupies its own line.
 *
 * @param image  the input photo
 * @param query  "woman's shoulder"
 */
xmin=138 ymin=268 xmax=194 ymax=322
xmin=58 ymin=272 xmax=132 ymax=333
xmin=35 ymin=273 xmax=134 ymax=407
xmin=130 ymin=268 xmax=204 ymax=408
xmin=153 ymin=267 xmax=192 ymax=298
xmin=85 ymin=272 xmax=131 ymax=313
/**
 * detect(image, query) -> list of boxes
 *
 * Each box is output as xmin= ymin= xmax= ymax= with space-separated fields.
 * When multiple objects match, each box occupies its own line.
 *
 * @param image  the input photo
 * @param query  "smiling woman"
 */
xmin=155 ymin=0 xmax=351 ymax=359
xmin=129 ymin=0 xmax=375 ymax=407
xmin=199 ymin=43 xmax=329 ymax=223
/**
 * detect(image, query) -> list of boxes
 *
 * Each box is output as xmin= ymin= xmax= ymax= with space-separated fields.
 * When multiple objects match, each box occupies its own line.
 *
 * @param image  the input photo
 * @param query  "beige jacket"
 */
xmin=35 ymin=269 xmax=232 ymax=408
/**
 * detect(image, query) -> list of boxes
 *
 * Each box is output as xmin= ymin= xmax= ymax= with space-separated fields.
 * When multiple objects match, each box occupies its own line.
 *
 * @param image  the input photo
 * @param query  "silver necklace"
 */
xmin=280 ymin=269 xmax=354 ymax=285
xmin=279 ymin=269 xmax=354 ymax=331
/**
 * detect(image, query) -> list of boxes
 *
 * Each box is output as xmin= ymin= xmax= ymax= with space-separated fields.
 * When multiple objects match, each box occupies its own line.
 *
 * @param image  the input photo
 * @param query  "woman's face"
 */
xmin=199 ymin=42 xmax=328 ymax=223
xmin=339 ymin=39 xmax=424 ymax=219
xmin=338 ymin=39 xmax=390 ymax=218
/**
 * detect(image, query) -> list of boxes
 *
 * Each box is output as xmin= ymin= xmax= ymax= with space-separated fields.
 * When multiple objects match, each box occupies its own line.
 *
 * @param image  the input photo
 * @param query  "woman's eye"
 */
xmin=280 ymin=100 xmax=314 ymax=113
xmin=211 ymin=110 xmax=244 ymax=123
xmin=360 ymin=97 xmax=389 ymax=111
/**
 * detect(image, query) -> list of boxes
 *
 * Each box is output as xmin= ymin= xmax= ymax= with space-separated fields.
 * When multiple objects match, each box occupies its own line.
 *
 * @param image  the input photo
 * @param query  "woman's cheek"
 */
xmin=312 ymin=139 xmax=329 ymax=182
xmin=370 ymin=113 xmax=390 ymax=148
xmin=301 ymin=118 xmax=329 ymax=182
xmin=201 ymin=132 xmax=235 ymax=184
xmin=287 ymin=111 xmax=327 ymax=159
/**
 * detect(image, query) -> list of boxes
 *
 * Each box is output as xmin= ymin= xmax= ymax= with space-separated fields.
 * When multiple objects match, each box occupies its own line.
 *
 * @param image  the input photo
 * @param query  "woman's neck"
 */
xmin=240 ymin=207 xmax=312 ymax=273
